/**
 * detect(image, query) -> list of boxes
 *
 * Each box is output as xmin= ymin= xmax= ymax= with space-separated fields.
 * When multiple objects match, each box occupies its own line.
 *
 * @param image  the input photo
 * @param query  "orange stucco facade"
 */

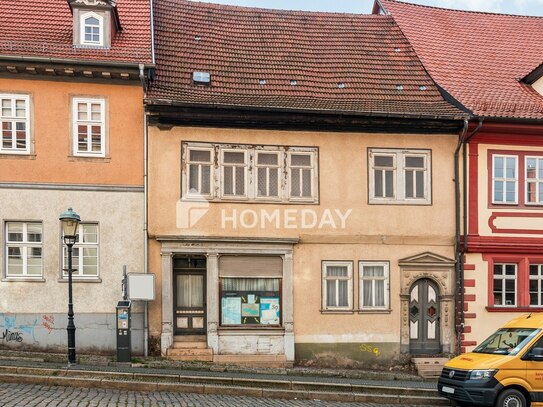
xmin=0 ymin=78 xmax=144 ymax=186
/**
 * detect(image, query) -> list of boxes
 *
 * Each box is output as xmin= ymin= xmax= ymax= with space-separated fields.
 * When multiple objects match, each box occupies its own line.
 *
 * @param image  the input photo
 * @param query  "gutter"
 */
xmin=0 ymin=55 xmax=154 ymax=69
xmin=145 ymin=99 xmax=467 ymax=122
xmin=140 ymin=65 xmax=149 ymax=358
xmin=454 ymin=117 xmax=483 ymax=355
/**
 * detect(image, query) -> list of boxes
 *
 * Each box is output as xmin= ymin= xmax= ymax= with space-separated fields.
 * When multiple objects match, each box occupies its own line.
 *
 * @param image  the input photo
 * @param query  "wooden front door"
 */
xmin=409 ymin=279 xmax=440 ymax=354
xmin=173 ymin=256 xmax=206 ymax=335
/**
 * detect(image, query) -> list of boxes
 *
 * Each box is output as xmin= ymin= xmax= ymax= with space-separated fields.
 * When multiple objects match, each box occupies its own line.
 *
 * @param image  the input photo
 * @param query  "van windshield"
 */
xmin=473 ymin=328 xmax=540 ymax=356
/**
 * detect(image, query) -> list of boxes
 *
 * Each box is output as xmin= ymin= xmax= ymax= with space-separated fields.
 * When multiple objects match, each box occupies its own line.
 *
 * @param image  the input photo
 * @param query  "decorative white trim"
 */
xmin=80 ymin=12 xmax=104 ymax=47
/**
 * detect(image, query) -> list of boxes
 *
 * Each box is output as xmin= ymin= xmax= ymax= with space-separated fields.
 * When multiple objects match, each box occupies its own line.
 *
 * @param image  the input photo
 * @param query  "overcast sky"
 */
xmin=189 ymin=0 xmax=543 ymax=16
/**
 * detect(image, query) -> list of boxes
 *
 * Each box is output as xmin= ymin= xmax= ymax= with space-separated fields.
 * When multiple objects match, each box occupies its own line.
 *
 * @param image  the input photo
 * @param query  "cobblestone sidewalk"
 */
xmin=0 ymin=382 xmax=428 ymax=407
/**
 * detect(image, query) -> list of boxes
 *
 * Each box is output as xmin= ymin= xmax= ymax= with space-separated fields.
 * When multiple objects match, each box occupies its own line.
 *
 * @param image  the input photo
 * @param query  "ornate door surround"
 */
xmin=399 ymin=252 xmax=455 ymax=354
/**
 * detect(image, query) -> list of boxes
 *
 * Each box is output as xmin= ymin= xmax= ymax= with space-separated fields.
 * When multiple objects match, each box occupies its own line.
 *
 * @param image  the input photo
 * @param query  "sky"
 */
xmin=188 ymin=0 xmax=543 ymax=16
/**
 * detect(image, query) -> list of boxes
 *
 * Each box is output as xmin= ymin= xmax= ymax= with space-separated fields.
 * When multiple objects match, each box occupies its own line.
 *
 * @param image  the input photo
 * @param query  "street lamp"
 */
xmin=59 ymin=207 xmax=80 ymax=366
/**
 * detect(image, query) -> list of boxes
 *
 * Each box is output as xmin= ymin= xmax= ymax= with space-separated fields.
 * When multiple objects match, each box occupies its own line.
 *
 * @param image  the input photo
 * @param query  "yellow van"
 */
xmin=438 ymin=313 xmax=543 ymax=407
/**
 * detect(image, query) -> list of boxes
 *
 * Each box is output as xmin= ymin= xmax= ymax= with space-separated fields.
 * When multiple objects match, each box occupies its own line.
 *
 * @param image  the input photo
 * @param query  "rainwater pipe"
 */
xmin=454 ymin=117 xmax=483 ymax=355
xmin=140 ymin=62 xmax=149 ymax=358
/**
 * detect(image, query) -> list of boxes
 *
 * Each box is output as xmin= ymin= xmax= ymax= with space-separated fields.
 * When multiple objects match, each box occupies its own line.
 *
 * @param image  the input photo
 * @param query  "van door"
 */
xmin=524 ymin=335 xmax=543 ymax=398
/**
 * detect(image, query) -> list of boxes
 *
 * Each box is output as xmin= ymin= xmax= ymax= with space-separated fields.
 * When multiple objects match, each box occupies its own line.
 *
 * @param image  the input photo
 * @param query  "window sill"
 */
xmin=181 ymin=196 xmax=319 ymax=205
xmin=58 ymin=277 xmax=102 ymax=283
xmin=2 ymin=277 xmax=45 ymax=282
xmin=68 ymin=155 xmax=110 ymax=163
xmin=486 ymin=306 xmax=543 ymax=312
xmin=0 ymin=153 xmax=36 ymax=160
xmin=320 ymin=309 xmax=355 ymax=314
xmin=357 ymin=308 xmax=392 ymax=314
xmin=368 ymin=200 xmax=431 ymax=206
xmin=218 ymin=326 xmax=284 ymax=334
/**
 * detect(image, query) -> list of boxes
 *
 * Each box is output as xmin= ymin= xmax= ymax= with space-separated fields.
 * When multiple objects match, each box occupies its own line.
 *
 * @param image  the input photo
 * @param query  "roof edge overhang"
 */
xmin=145 ymin=99 xmax=467 ymax=134
xmin=0 ymin=54 xmax=154 ymax=69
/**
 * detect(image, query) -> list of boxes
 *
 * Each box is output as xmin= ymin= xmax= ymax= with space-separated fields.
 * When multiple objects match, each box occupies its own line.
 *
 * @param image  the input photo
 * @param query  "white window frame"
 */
xmin=220 ymin=148 xmax=248 ymax=199
xmin=287 ymin=150 xmax=318 ymax=202
xmin=493 ymin=263 xmax=517 ymax=307
xmin=492 ymin=154 xmax=518 ymax=205
xmin=525 ymin=156 xmax=543 ymax=205
xmin=322 ymin=261 xmax=353 ymax=310
xmin=359 ymin=261 xmax=389 ymax=310
xmin=80 ymin=12 xmax=104 ymax=46
xmin=255 ymin=150 xmax=282 ymax=201
xmin=368 ymin=148 xmax=431 ymax=205
xmin=0 ymin=94 xmax=30 ymax=155
xmin=181 ymin=142 xmax=318 ymax=203
xmin=5 ymin=221 xmax=43 ymax=278
xmin=185 ymin=146 xmax=214 ymax=198
xmin=530 ymin=264 xmax=543 ymax=307
xmin=72 ymin=97 xmax=106 ymax=157
xmin=62 ymin=223 xmax=99 ymax=279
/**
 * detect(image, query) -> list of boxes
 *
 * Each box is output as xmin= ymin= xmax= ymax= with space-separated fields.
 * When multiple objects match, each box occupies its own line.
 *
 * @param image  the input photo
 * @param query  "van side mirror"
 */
xmin=529 ymin=347 xmax=543 ymax=361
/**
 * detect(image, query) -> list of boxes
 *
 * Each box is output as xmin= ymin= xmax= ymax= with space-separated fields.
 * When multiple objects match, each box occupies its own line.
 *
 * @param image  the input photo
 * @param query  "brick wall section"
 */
xmin=459 ymin=273 xmax=477 ymax=353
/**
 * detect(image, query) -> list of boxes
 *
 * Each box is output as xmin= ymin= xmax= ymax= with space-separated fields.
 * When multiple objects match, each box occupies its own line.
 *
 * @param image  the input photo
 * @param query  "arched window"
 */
xmin=80 ymin=12 xmax=103 ymax=46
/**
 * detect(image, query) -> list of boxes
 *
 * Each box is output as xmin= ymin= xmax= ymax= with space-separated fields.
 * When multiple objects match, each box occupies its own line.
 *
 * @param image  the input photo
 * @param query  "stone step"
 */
xmin=172 ymin=341 xmax=207 ymax=349
xmin=167 ymin=348 xmax=213 ymax=357
xmin=412 ymin=357 xmax=449 ymax=379
xmin=166 ymin=354 xmax=214 ymax=362
xmin=174 ymin=335 xmax=206 ymax=342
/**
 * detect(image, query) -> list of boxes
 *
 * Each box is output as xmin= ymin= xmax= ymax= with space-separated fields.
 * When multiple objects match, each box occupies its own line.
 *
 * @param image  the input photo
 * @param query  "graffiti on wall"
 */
xmin=42 ymin=315 xmax=55 ymax=334
xmin=0 ymin=314 xmax=39 ymax=344
xmin=359 ymin=343 xmax=381 ymax=357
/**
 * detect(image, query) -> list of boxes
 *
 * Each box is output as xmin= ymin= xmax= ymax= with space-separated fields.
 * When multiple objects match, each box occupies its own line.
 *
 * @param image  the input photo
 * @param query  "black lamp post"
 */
xmin=59 ymin=207 xmax=80 ymax=366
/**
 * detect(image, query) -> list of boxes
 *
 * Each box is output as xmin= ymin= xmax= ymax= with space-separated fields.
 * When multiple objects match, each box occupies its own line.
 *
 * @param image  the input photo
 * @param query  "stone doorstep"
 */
xmin=412 ymin=357 xmax=448 ymax=379
xmin=0 ymin=372 xmax=450 ymax=406
xmin=411 ymin=357 xmax=450 ymax=366
xmin=172 ymin=341 xmax=208 ymax=349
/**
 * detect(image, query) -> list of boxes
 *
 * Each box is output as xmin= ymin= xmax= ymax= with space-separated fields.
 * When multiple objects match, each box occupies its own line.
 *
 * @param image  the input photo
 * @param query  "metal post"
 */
xmin=67 ymin=242 xmax=76 ymax=366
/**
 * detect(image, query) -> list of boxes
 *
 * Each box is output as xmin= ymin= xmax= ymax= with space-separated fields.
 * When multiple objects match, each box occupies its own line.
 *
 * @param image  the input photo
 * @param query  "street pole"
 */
xmin=67 ymin=241 xmax=76 ymax=366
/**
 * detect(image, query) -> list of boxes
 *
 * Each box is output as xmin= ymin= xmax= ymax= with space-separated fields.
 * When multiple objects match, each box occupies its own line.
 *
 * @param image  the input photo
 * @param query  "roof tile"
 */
xmin=0 ymin=0 xmax=152 ymax=64
xmin=380 ymin=0 xmax=543 ymax=119
xmin=148 ymin=0 xmax=464 ymax=118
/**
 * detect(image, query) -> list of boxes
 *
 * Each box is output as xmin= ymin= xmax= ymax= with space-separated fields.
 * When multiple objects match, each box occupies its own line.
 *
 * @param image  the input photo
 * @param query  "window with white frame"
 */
xmin=492 ymin=155 xmax=517 ymax=204
xmin=181 ymin=142 xmax=318 ymax=203
xmin=359 ymin=261 xmax=389 ymax=309
xmin=1 ymin=94 xmax=30 ymax=154
xmin=526 ymin=157 xmax=543 ymax=205
xmin=5 ymin=222 xmax=42 ymax=278
xmin=256 ymin=151 xmax=280 ymax=199
xmin=322 ymin=261 xmax=352 ymax=310
xmin=62 ymin=223 xmax=99 ymax=278
xmin=73 ymin=97 xmax=105 ymax=157
xmin=493 ymin=263 xmax=517 ymax=306
xmin=80 ymin=13 xmax=104 ymax=46
xmin=221 ymin=149 xmax=247 ymax=198
xmin=289 ymin=152 xmax=314 ymax=200
xmin=530 ymin=264 xmax=543 ymax=307
xmin=368 ymin=149 xmax=431 ymax=204
xmin=186 ymin=147 xmax=213 ymax=197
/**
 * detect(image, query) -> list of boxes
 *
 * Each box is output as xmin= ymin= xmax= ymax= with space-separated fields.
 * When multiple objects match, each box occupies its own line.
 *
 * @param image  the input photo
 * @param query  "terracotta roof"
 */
xmin=0 ymin=0 xmax=152 ymax=64
xmin=379 ymin=0 xmax=543 ymax=119
xmin=147 ymin=0 xmax=464 ymax=119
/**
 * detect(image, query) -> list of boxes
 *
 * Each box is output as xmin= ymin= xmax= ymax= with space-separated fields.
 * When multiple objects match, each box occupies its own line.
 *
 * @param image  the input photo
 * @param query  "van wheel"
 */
xmin=497 ymin=389 xmax=527 ymax=407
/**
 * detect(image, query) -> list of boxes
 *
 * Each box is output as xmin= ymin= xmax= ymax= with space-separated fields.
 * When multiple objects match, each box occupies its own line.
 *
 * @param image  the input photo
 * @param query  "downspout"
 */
xmin=140 ymin=63 xmax=149 ymax=358
xmin=454 ymin=118 xmax=483 ymax=354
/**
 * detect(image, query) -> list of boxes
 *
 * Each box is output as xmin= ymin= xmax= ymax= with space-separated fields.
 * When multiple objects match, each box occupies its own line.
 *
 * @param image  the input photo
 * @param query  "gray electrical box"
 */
xmin=116 ymin=300 xmax=131 ymax=363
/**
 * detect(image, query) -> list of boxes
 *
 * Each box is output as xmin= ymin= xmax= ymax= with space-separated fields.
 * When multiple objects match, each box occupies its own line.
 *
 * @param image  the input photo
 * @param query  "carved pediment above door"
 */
xmin=399 ymin=252 xmax=455 ymax=297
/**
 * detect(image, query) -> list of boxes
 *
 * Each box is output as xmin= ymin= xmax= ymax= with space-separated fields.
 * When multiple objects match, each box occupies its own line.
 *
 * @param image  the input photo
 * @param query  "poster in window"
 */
xmin=241 ymin=303 xmax=259 ymax=317
xmin=222 ymin=297 xmax=242 ymax=325
xmin=260 ymin=297 xmax=280 ymax=325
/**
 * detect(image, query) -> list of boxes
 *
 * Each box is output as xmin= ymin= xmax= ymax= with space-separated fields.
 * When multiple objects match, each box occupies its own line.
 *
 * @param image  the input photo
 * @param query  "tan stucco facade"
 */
xmin=148 ymin=125 xmax=459 ymax=365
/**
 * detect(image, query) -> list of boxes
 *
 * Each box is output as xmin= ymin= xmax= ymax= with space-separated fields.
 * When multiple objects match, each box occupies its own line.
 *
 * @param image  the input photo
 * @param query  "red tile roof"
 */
xmin=0 ymin=0 xmax=152 ymax=64
xmin=379 ymin=0 xmax=543 ymax=119
xmin=147 ymin=0 xmax=464 ymax=119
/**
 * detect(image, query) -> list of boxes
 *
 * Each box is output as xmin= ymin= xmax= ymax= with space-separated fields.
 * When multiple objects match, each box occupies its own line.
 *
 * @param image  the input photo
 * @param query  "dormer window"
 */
xmin=80 ymin=12 xmax=104 ymax=46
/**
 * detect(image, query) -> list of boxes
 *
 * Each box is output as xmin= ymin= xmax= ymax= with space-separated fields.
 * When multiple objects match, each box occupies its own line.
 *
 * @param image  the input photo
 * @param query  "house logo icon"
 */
xmin=176 ymin=189 xmax=210 ymax=229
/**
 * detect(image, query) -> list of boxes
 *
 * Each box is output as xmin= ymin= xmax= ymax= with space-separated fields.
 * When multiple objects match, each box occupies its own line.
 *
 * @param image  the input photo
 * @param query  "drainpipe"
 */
xmin=140 ymin=64 xmax=149 ymax=358
xmin=454 ymin=118 xmax=483 ymax=355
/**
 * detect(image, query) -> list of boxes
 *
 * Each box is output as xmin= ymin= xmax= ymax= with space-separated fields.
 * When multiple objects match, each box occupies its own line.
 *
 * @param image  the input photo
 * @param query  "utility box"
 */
xmin=116 ymin=300 xmax=131 ymax=363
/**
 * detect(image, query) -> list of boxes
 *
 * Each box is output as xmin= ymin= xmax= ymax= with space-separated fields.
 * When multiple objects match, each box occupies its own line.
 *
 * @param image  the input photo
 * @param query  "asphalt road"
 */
xmin=0 ymin=382 xmax=430 ymax=407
